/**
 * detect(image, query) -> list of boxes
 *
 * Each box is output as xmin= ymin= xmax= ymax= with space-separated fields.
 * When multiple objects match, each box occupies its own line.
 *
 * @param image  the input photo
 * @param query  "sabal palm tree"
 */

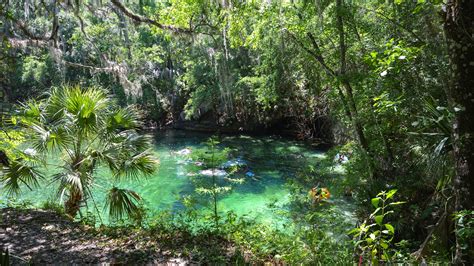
xmin=1 ymin=86 xmax=158 ymax=220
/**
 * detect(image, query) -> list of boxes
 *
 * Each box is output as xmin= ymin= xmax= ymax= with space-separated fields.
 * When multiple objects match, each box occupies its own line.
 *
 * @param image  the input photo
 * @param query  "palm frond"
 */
xmin=57 ymin=86 xmax=110 ymax=136
xmin=91 ymin=147 xmax=120 ymax=173
xmin=106 ymin=106 xmax=142 ymax=132
xmin=45 ymin=87 xmax=67 ymax=122
xmin=422 ymin=98 xmax=452 ymax=139
xmin=9 ymin=85 xmax=158 ymax=218
xmin=19 ymin=100 xmax=43 ymax=125
xmin=1 ymin=159 xmax=43 ymax=195
xmin=114 ymin=151 xmax=158 ymax=180
xmin=105 ymin=187 xmax=142 ymax=221
xmin=53 ymin=167 xmax=93 ymax=199
xmin=30 ymin=123 xmax=73 ymax=152
xmin=121 ymin=133 xmax=154 ymax=153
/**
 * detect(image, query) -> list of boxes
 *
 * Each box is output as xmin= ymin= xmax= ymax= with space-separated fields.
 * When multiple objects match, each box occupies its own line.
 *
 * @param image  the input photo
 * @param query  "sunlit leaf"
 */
xmin=385 ymin=224 xmax=395 ymax=235
xmin=371 ymin=197 xmax=380 ymax=208
xmin=375 ymin=215 xmax=384 ymax=225
xmin=386 ymin=189 xmax=397 ymax=199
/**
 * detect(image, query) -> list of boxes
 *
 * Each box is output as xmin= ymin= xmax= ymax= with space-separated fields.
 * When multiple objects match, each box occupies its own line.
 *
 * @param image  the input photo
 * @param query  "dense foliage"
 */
xmin=1 ymin=0 xmax=473 ymax=264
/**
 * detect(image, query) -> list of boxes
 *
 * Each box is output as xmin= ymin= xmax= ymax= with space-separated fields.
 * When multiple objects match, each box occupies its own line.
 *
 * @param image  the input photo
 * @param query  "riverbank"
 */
xmin=165 ymin=119 xmax=335 ymax=147
xmin=0 ymin=207 xmax=237 ymax=265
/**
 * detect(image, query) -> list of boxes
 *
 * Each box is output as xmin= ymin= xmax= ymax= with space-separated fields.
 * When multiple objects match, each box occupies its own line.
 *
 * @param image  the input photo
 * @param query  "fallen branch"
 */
xmin=412 ymin=211 xmax=447 ymax=260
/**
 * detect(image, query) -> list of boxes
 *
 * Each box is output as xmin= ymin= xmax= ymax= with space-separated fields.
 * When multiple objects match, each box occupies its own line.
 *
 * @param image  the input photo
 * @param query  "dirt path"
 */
xmin=0 ymin=208 xmax=189 ymax=265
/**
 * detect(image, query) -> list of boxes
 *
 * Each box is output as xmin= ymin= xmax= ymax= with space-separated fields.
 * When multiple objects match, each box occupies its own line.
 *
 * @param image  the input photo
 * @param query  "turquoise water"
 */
xmin=1 ymin=130 xmax=335 ymax=225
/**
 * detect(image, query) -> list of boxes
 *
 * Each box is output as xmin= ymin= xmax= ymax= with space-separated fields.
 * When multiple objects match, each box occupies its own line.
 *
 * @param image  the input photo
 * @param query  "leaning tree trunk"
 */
xmin=444 ymin=0 xmax=474 ymax=263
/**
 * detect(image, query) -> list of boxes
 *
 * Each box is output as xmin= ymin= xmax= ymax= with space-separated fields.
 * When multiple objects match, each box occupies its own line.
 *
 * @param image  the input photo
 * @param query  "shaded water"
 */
xmin=1 ymin=130 xmax=348 ymax=226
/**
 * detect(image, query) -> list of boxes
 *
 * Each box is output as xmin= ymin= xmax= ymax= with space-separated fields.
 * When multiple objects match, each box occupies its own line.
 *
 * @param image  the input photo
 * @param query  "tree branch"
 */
xmin=110 ymin=0 xmax=192 ymax=34
xmin=306 ymin=32 xmax=338 ymax=78
xmin=285 ymin=29 xmax=337 ymax=77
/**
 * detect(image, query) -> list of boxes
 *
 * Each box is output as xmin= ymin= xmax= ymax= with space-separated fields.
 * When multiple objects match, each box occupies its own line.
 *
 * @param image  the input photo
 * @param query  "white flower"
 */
xmin=380 ymin=70 xmax=388 ymax=77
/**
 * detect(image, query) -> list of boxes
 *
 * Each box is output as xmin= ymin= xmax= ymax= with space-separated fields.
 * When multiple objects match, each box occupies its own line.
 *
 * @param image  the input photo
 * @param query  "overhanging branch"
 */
xmin=110 ymin=0 xmax=192 ymax=34
xmin=285 ymin=29 xmax=337 ymax=77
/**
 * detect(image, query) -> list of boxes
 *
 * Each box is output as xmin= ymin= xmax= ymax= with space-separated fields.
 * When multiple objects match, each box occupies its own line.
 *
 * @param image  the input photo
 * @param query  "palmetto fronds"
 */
xmin=30 ymin=123 xmax=73 ymax=152
xmin=114 ymin=151 xmax=158 ymax=180
xmin=105 ymin=187 xmax=142 ymax=221
xmin=1 ymin=159 xmax=43 ymax=195
xmin=410 ymin=98 xmax=454 ymax=190
xmin=11 ymin=86 xmax=158 ymax=219
xmin=106 ymin=106 xmax=142 ymax=132
xmin=20 ymin=100 xmax=42 ymax=124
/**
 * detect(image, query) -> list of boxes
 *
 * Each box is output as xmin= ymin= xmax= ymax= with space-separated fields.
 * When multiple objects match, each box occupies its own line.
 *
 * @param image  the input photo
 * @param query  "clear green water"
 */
xmin=1 ymin=130 xmax=336 ymax=225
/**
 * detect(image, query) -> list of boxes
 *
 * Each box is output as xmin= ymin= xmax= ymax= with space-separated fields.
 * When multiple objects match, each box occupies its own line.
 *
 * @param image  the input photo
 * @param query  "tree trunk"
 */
xmin=65 ymin=188 xmax=83 ymax=218
xmin=444 ymin=0 xmax=474 ymax=263
xmin=336 ymin=0 xmax=373 ymax=177
xmin=341 ymin=81 xmax=370 ymax=154
xmin=335 ymin=0 xmax=369 ymax=152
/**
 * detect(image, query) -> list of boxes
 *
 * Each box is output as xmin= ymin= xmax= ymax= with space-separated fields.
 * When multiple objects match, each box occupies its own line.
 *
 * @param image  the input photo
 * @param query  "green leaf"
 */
xmin=385 ymin=224 xmax=395 ymax=234
xmin=371 ymin=197 xmax=380 ymax=208
xmin=386 ymin=189 xmax=397 ymax=199
xmin=375 ymin=215 xmax=384 ymax=225
xmin=348 ymin=228 xmax=360 ymax=235
xmin=371 ymin=248 xmax=378 ymax=257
